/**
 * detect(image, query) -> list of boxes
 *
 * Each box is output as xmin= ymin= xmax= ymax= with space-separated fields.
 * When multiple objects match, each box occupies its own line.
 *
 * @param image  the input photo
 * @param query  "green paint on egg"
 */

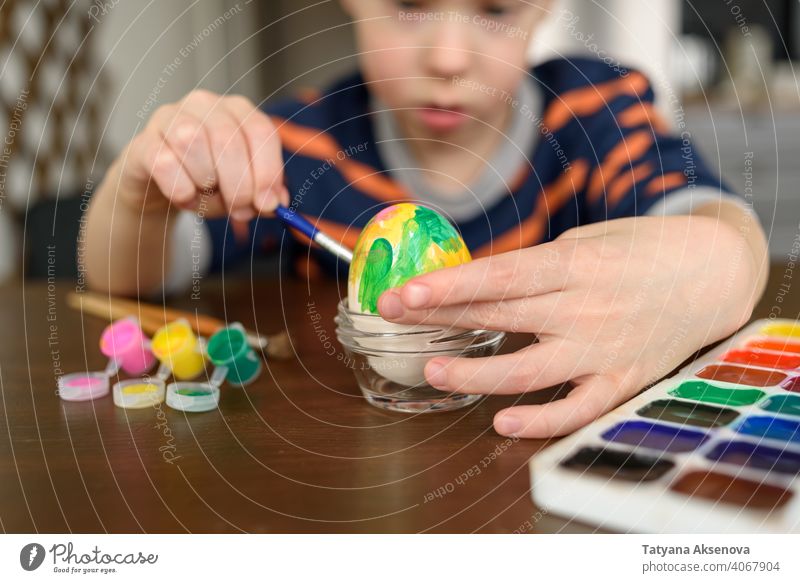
xmin=358 ymin=238 xmax=393 ymax=314
xmin=412 ymin=206 xmax=463 ymax=254
xmin=349 ymin=203 xmax=472 ymax=314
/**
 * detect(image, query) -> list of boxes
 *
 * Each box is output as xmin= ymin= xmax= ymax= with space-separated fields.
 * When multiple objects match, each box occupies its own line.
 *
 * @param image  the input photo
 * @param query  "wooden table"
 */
xmin=1 ymin=264 xmax=796 ymax=533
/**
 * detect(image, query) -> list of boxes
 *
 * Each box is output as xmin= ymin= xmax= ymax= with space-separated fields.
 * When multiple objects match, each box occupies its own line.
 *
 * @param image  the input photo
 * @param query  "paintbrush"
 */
xmin=275 ymin=205 xmax=353 ymax=263
xmin=67 ymin=291 xmax=293 ymax=359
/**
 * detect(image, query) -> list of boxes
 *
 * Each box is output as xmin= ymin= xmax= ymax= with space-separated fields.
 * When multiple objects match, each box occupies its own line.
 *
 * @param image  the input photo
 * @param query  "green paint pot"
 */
xmin=206 ymin=323 xmax=262 ymax=387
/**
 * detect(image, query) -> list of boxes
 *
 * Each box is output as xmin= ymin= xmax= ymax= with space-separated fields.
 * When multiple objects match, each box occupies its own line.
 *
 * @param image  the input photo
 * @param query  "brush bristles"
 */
xmin=266 ymin=331 xmax=294 ymax=360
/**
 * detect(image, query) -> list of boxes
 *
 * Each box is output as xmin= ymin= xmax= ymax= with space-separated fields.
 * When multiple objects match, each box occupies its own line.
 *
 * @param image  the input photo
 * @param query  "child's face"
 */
xmin=341 ymin=0 xmax=551 ymax=136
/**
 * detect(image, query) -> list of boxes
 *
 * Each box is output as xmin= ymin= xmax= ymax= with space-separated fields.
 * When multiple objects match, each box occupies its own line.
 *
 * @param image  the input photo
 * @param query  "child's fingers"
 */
xmin=174 ymin=191 xmax=228 ymax=218
xmin=152 ymin=147 xmax=197 ymax=205
xmin=131 ymin=130 xmax=196 ymax=205
xmin=492 ymin=375 xmax=622 ymax=438
xmin=161 ymin=113 xmax=217 ymax=195
xmin=422 ymin=340 xmax=595 ymax=396
xmin=378 ymin=292 xmax=563 ymax=333
xmin=179 ymin=91 xmax=256 ymax=221
xmin=141 ymin=104 xmax=217 ymax=207
xmin=393 ymin=244 xmax=568 ymax=310
xmin=223 ymin=96 xmax=287 ymax=213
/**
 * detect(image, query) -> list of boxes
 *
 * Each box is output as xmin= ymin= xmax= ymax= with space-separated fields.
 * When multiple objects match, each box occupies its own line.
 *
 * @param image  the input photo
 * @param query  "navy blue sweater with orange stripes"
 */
xmin=205 ymin=57 xmax=733 ymax=280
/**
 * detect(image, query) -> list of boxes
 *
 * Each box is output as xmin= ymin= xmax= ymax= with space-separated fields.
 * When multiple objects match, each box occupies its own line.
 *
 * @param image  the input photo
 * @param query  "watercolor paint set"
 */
xmin=530 ymin=318 xmax=800 ymax=533
xmin=57 ymin=318 xmax=262 ymax=412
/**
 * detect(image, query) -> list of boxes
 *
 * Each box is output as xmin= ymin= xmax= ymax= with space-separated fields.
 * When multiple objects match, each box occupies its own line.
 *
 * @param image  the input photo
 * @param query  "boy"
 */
xmin=84 ymin=0 xmax=768 ymax=438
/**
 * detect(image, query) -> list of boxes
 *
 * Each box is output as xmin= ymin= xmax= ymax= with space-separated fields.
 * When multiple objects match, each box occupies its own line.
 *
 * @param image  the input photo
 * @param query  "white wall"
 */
xmin=95 ymin=1 xmax=261 ymax=155
xmin=532 ymin=0 xmax=682 ymax=115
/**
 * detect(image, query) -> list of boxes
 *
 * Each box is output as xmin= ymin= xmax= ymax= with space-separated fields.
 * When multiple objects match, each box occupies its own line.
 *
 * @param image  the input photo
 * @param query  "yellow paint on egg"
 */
xmin=348 ymin=203 xmax=471 ymax=314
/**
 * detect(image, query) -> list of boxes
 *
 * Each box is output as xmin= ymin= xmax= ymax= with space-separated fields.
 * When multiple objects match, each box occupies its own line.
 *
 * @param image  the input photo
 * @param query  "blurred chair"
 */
xmin=0 ymin=0 xmax=110 ymax=282
xmin=0 ymin=211 xmax=19 ymax=282
xmin=24 ymin=194 xmax=85 ymax=280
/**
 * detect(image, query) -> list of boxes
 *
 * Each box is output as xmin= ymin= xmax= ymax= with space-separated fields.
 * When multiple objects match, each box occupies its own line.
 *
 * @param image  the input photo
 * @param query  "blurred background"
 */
xmin=1 ymin=0 xmax=798 ymax=284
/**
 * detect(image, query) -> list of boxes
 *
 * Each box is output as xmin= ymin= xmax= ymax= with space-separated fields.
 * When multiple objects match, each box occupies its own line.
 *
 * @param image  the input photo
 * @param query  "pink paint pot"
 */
xmin=58 ymin=372 xmax=110 ymax=401
xmin=99 ymin=317 xmax=156 ymax=375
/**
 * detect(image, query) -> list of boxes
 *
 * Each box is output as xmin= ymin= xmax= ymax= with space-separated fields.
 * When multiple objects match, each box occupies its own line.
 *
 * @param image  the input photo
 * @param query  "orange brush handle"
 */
xmin=68 ymin=292 xmax=282 ymax=356
xmin=70 ymin=292 xmax=236 ymax=340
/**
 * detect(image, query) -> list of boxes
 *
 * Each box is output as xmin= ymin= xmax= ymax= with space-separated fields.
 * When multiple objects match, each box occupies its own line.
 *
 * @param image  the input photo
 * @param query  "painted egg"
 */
xmin=348 ymin=203 xmax=471 ymax=314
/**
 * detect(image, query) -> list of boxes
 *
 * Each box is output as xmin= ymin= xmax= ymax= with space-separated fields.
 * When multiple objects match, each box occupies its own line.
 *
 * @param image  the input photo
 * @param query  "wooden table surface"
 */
xmin=0 ymin=264 xmax=796 ymax=533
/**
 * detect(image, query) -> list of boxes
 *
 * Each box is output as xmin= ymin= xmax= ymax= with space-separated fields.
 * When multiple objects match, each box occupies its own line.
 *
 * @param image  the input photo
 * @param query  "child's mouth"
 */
xmin=416 ymin=104 xmax=468 ymax=132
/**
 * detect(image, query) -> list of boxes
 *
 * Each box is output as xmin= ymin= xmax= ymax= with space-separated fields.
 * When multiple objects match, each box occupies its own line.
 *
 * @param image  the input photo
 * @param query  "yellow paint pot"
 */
xmin=151 ymin=320 xmax=206 ymax=380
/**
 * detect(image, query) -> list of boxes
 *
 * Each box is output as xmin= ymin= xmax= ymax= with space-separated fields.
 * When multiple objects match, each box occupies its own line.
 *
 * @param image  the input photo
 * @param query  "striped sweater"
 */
xmin=189 ymin=57 xmax=736 ymax=284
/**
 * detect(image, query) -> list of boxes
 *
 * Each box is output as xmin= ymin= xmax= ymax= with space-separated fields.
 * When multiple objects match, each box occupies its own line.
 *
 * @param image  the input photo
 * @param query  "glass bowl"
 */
xmin=334 ymin=299 xmax=505 ymax=413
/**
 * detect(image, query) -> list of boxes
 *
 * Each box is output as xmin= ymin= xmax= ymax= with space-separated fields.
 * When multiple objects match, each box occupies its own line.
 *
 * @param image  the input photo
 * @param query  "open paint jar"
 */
xmin=166 ymin=382 xmax=221 ymax=413
xmin=58 ymin=372 xmax=111 ymax=401
xmin=58 ymin=317 xmax=156 ymax=402
xmin=165 ymin=360 xmax=228 ymax=413
xmin=334 ymin=299 xmax=505 ymax=412
xmin=112 ymin=378 xmax=166 ymax=409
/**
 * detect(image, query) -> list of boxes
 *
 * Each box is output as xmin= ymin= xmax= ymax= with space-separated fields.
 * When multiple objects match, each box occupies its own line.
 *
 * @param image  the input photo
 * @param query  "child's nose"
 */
xmin=425 ymin=22 xmax=473 ymax=79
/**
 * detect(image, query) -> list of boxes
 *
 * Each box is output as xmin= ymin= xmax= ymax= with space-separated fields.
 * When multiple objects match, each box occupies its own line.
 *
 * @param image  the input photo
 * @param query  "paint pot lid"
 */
xmin=166 ymin=382 xmax=220 ymax=413
xmin=112 ymin=379 xmax=166 ymax=409
xmin=58 ymin=372 xmax=110 ymax=402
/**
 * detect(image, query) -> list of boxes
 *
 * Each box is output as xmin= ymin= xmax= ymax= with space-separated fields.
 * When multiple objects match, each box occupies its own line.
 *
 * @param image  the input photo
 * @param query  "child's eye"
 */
xmin=482 ymin=3 xmax=513 ymax=17
xmin=396 ymin=0 xmax=425 ymax=10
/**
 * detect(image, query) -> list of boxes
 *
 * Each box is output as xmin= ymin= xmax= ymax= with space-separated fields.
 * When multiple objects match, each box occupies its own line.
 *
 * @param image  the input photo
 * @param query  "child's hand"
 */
xmin=116 ymin=90 xmax=288 ymax=220
xmin=377 ymin=216 xmax=758 ymax=438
